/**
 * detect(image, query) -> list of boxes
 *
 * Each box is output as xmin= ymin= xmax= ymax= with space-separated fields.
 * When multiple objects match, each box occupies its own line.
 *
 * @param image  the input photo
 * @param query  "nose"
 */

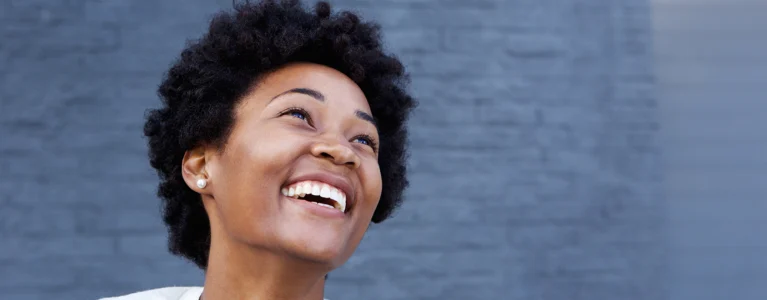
xmin=310 ymin=139 xmax=361 ymax=169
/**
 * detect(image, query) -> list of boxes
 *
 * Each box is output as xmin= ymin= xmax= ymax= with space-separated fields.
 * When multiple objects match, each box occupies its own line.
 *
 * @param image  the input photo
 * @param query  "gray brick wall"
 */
xmin=0 ymin=1 xmax=662 ymax=300
xmin=654 ymin=0 xmax=767 ymax=299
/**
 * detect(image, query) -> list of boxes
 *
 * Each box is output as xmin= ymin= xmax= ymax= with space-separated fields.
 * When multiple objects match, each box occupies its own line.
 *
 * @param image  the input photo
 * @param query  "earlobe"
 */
xmin=182 ymin=146 xmax=211 ymax=194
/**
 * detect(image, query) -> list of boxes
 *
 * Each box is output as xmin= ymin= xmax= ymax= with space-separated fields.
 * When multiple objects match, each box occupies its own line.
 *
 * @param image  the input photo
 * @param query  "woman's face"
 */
xmin=202 ymin=63 xmax=382 ymax=268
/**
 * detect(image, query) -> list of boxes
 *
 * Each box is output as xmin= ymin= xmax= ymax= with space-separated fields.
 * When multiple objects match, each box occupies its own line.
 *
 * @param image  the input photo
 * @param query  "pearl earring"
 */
xmin=196 ymin=179 xmax=207 ymax=189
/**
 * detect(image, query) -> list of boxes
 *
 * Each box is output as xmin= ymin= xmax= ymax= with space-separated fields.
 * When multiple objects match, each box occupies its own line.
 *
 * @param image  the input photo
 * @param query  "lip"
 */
xmin=285 ymin=195 xmax=347 ymax=219
xmin=284 ymin=172 xmax=356 ymax=213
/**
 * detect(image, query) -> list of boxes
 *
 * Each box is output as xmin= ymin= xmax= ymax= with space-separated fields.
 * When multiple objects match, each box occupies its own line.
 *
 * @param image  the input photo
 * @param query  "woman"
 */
xmin=101 ymin=1 xmax=414 ymax=299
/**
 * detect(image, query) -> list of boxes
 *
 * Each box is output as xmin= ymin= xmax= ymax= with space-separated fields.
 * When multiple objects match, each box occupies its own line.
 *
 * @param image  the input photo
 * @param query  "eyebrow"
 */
xmin=271 ymin=88 xmax=325 ymax=102
xmin=271 ymin=87 xmax=378 ymax=129
xmin=356 ymin=110 xmax=377 ymax=128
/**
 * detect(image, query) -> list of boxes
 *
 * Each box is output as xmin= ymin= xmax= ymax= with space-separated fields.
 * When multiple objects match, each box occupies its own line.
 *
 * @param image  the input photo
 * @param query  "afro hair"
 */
xmin=143 ymin=0 xmax=415 ymax=269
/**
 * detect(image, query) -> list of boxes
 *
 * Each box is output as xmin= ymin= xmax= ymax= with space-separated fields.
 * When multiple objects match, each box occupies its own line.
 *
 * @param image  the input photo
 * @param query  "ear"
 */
xmin=182 ymin=145 xmax=212 ymax=196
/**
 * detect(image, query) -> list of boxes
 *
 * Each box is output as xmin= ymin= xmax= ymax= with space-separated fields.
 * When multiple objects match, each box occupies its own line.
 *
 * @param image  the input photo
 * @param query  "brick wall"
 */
xmin=0 ymin=1 xmax=662 ymax=299
xmin=653 ymin=0 xmax=767 ymax=299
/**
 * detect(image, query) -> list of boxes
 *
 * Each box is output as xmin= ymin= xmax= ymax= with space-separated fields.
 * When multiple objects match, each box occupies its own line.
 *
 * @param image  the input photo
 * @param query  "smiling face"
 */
xmin=200 ymin=63 xmax=383 ymax=268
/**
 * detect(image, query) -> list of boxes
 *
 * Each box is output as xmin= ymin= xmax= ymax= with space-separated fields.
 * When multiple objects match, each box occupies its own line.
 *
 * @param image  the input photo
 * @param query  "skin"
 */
xmin=181 ymin=63 xmax=383 ymax=300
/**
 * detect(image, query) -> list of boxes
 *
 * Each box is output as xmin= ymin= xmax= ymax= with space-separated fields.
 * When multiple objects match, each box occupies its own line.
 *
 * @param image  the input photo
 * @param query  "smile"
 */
xmin=282 ymin=181 xmax=347 ymax=213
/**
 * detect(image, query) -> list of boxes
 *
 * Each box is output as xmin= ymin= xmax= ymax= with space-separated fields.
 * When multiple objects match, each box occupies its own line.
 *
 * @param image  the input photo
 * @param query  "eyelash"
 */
xmin=353 ymin=134 xmax=379 ymax=152
xmin=279 ymin=107 xmax=313 ymax=125
xmin=279 ymin=107 xmax=379 ymax=152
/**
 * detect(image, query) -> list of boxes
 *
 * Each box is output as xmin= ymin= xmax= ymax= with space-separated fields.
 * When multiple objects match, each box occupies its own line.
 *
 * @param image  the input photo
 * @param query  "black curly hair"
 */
xmin=142 ymin=0 xmax=414 ymax=269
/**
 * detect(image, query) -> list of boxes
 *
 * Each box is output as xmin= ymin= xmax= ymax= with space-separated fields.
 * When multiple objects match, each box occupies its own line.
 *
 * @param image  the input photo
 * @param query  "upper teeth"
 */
xmin=281 ymin=181 xmax=347 ymax=212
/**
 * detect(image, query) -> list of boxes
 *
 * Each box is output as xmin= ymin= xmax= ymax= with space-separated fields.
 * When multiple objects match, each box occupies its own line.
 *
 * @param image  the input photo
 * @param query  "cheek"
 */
xmin=226 ymin=124 xmax=305 ymax=181
xmin=360 ymin=160 xmax=383 ymax=213
xmin=214 ymin=130 xmax=302 ymax=225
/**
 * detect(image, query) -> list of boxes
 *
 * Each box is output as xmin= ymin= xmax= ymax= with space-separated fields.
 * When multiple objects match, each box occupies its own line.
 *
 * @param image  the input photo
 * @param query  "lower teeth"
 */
xmin=312 ymin=202 xmax=334 ymax=209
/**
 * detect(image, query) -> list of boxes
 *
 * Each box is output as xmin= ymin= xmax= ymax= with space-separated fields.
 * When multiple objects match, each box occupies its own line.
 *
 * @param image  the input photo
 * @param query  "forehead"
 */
xmin=252 ymin=63 xmax=371 ymax=112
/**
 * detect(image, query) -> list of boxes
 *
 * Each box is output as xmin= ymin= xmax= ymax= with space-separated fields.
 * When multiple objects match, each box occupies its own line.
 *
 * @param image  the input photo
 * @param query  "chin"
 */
xmin=292 ymin=245 xmax=349 ymax=267
xmin=280 ymin=227 xmax=356 ymax=267
xmin=269 ymin=191 xmax=365 ymax=267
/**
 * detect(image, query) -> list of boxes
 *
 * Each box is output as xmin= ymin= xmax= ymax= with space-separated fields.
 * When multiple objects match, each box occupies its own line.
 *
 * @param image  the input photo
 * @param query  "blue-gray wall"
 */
xmin=0 ymin=1 xmax=663 ymax=300
xmin=653 ymin=0 xmax=767 ymax=299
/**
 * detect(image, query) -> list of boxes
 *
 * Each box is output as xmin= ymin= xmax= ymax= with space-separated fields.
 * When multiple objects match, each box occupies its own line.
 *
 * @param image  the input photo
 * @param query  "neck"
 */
xmin=201 ymin=232 xmax=328 ymax=300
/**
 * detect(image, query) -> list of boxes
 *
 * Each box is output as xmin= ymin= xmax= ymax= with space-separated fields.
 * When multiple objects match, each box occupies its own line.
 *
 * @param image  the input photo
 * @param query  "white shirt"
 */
xmin=99 ymin=287 xmax=203 ymax=300
xmin=100 ymin=287 xmax=329 ymax=300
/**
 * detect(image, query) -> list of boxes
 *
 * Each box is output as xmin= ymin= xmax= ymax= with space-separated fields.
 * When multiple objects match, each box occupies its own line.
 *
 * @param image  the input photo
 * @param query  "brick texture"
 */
xmin=0 ymin=0 xmax=662 ymax=299
xmin=654 ymin=1 xmax=767 ymax=299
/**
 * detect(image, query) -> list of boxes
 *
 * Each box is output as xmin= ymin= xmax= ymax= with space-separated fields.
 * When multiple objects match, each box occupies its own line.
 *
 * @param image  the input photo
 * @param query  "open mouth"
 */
xmin=282 ymin=181 xmax=347 ymax=213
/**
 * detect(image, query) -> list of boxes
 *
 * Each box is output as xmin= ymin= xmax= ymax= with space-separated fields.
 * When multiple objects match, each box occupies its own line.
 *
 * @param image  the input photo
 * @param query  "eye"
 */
xmin=353 ymin=134 xmax=378 ymax=152
xmin=289 ymin=110 xmax=307 ymax=120
xmin=279 ymin=107 xmax=313 ymax=125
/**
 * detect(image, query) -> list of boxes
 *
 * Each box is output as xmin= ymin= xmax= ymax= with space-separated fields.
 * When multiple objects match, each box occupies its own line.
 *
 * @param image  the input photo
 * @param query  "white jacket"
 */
xmin=100 ymin=287 xmax=203 ymax=300
xmin=99 ymin=287 xmax=329 ymax=300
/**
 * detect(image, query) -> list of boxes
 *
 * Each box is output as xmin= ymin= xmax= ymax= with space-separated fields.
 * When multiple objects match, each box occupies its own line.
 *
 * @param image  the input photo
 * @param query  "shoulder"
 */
xmin=99 ymin=287 xmax=203 ymax=300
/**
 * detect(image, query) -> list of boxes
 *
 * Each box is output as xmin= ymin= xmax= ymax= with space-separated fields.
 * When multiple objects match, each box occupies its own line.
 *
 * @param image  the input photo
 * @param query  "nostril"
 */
xmin=320 ymin=152 xmax=333 ymax=159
